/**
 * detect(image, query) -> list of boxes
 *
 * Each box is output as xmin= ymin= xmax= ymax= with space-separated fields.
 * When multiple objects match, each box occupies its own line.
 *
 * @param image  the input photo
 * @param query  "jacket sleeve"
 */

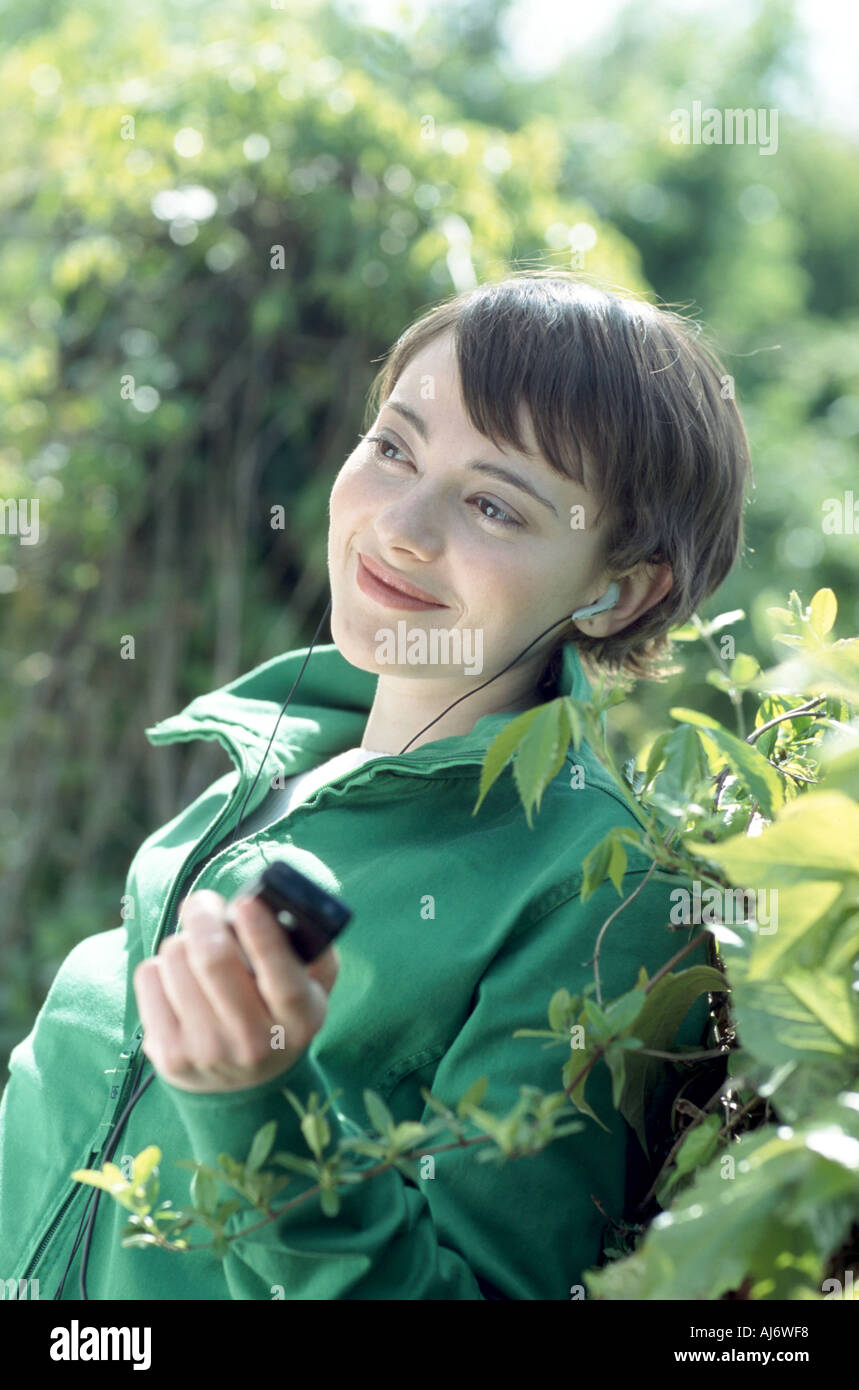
xmin=154 ymin=868 xmax=711 ymax=1300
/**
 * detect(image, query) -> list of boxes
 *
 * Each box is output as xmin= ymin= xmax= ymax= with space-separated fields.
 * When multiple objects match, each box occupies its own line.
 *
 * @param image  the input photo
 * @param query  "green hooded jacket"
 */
xmin=0 ymin=640 xmax=709 ymax=1300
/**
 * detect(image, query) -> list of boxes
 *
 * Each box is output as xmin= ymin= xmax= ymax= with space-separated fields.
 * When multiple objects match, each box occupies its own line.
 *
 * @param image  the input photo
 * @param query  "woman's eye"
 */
xmin=363 ymin=434 xmax=523 ymax=530
xmin=472 ymin=497 xmax=522 ymax=529
xmin=365 ymin=434 xmax=410 ymax=466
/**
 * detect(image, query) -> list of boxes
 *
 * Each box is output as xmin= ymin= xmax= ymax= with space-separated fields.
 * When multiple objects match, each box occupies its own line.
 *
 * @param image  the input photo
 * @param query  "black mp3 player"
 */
xmin=240 ymin=860 xmax=352 ymax=964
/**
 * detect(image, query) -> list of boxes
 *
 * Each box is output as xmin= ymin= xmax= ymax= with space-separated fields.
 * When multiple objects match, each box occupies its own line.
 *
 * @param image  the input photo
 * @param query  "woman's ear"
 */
xmin=572 ymin=561 xmax=673 ymax=637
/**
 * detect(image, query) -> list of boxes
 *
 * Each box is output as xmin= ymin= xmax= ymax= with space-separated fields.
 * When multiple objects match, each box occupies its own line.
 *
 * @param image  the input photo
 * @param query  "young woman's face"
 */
xmin=327 ymin=330 xmax=612 ymax=686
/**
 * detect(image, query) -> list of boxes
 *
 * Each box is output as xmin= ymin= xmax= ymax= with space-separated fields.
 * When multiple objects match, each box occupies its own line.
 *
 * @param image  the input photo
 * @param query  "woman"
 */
xmin=0 ymin=272 xmax=750 ymax=1300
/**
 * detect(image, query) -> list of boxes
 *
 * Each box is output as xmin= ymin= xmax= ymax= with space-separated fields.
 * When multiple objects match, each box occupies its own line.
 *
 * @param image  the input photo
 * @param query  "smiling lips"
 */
xmin=356 ymin=552 xmax=449 ymax=610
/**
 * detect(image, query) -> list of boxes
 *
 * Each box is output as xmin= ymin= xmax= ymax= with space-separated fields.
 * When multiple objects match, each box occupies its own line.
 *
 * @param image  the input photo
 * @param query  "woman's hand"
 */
xmin=133 ymin=888 xmax=339 ymax=1094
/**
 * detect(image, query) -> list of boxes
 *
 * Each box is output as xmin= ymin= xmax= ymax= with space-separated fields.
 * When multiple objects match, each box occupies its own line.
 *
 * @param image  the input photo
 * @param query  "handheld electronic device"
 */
xmin=240 ymin=860 xmax=352 ymax=963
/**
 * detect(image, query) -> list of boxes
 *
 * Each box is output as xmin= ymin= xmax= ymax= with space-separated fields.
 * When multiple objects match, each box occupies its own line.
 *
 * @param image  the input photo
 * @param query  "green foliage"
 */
xmin=588 ymin=1091 xmax=859 ymax=1300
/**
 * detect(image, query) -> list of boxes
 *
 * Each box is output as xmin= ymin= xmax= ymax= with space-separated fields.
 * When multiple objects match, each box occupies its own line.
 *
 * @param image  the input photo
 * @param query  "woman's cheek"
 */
xmin=330 ymin=458 xmax=379 ymax=531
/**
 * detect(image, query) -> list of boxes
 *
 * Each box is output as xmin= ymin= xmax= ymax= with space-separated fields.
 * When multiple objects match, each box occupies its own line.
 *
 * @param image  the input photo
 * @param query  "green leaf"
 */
xmin=755 ymin=1057 xmax=859 ymax=1127
xmin=767 ymin=606 xmax=796 ymax=627
xmin=211 ymin=1231 xmax=229 ymax=1260
xmin=674 ymin=1113 xmax=723 ymax=1175
xmin=561 ymin=697 xmax=585 ymax=750
xmin=120 ymin=1232 xmax=160 ymax=1249
xmin=472 ymin=706 xmax=543 ymax=816
xmin=364 ymin=1089 xmax=395 ymax=1139
xmin=730 ymin=653 xmax=760 ymax=685
xmin=715 ymin=936 xmax=857 ymax=1068
xmin=689 ymin=790 xmax=859 ymax=885
xmin=653 ymin=724 xmax=708 ymax=805
xmin=809 ymin=588 xmax=837 ymax=638
xmin=246 ymin=1120 xmax=277 ymax=1176
xmin=669 ymin=707 xmax=722 ymax=730
xmin=689 ymin=721 xmax=784 ymax=820
xmin=739 ymin=976 xmax=857 ymax=1064
xmin=604 ymin=987 xmax=647 ymax=1035
xmin=281 ymin=1089 xmax=307 ymax=1122
xmin=583 ymin=997 xmax=612 ymax=1043
xmin=548 ymin=987 xmax=572 ymax=1033
xmin=581 ymin=833 xmax=613 ymax=902
xmin=700 ymin=609 xmax=745 ymax=635
xmin=390 ymin=1122 xmax=429 ymax=1150
xmin=562 ymin=1048 xmax=612 ymax=1132
xmin=603 ymin=1042 xmax=628 ymax=1110
xmin=320 ymin=1186 xmax=341 ymax=1217
xmin=643 ymin=731 xmax=672 ymax=786
xmin=512 ymin=700 xmax=572 ymax=826
xmin=419 ymin=1087 xmax=455 ymax=1120
xmin=456 ymin=1075 xmax=489 ymax=1116
xmin=336 ymin=1138 xmax=389 ymax=1160
xmin=270 ymin=1152 xmax=320 ymax=1178
xmin=607 ymin=836 xmax=627 ymax=896
xmin=71 ymin=1167 xmax=126 ymax=1194
xmin=783 ymin=970 xmax=859 ymax=1047
xmin=817 ymin=739 xmax=859 ymax=798
xmin=131 ymin=1146 xmax=162 ymax=1185
xmin=753 ymin=722 xmax=779 ymax=760
xmin=215 ymin=1199 xmax=244 ymax=1222
xmin=656 ymin=1112 xmax=724 ymax=1203
xmin=616 ymin=966 xmax=726 ymax=1154
xmin=190 ymin=1166 xmax=219 ymax=1215
xmin=300 ymin=1111 xmax=331 ymax=1159
xmin=741 ymin=880 xmax=845 ymax=979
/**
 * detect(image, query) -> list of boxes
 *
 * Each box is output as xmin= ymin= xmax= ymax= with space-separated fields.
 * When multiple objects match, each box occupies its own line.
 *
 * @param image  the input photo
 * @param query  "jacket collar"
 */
xmin=145 ymin=640 xmax=593 ymax=780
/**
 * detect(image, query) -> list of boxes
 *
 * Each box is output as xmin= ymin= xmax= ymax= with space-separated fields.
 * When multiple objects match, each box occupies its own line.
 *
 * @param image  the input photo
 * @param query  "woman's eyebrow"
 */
xmin=384 ymin=399 xmax=560 ymax=518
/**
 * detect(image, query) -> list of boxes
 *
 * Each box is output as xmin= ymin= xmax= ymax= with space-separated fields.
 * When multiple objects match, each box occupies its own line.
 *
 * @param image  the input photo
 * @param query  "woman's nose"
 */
xmin=373 ymin=489 xmax=443 ymax=559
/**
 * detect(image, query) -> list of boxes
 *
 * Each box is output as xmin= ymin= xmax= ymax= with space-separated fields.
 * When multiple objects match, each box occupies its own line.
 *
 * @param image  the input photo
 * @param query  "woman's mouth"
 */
xmin=355 ymin=553 xmax=449 ymax=611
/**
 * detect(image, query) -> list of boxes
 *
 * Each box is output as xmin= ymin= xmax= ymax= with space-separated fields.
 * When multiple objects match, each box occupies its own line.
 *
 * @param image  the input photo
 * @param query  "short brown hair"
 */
xmin=363 ymin=270 xmax=752 ymax=682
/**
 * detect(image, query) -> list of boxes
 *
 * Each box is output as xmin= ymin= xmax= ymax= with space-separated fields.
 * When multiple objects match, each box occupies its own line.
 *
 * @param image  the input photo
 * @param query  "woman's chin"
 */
xmin=330 ymin=617 xmax=391 ymax=675
xmin=332 ymin=626 xmax=447 ymax=681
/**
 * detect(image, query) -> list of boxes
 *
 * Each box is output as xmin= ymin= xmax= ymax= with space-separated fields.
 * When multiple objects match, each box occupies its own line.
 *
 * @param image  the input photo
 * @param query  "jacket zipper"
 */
xmin=20 ymin=1160 xmax=96 ymax=1285
xmin=20 ymin=1045 xmax=149 ymax=1285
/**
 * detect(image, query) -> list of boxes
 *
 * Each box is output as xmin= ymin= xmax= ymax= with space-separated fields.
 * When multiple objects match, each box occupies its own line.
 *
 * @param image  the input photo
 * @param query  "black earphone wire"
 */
xmin=55 ymin=1053 xmax=152 ymax=1298
xmin=396 ymin=612 xmax=572 ymax=753
xmin=62 ymin=594 xmax=573 ymax=1297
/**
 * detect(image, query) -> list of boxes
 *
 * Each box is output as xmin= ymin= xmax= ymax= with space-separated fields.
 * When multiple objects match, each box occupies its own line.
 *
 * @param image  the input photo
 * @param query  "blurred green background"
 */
xmin=1 ymin=0 xmax=857 ymax=1076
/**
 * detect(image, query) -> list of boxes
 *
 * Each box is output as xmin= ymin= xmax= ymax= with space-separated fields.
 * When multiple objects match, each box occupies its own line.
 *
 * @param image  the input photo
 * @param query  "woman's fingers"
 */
xmin=151 ymin=934 xmax=228 ymax=1069
xmin=134 ymin=956 xmax=185 ymax=1075
xmin=133 ymin=886 xmax=339 ymax=1092
xmin=178 ymin=891 xmax=276 ymax=1064
xmin=306 ymin=943 xmax=340 ymax=995
xmin=226 ymin=894 xmax=328 ymax=1053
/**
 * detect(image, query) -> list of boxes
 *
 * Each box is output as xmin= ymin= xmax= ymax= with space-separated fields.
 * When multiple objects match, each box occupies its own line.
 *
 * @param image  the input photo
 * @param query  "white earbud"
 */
xmin=570 ymin=580 xmax=621 ymax=621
